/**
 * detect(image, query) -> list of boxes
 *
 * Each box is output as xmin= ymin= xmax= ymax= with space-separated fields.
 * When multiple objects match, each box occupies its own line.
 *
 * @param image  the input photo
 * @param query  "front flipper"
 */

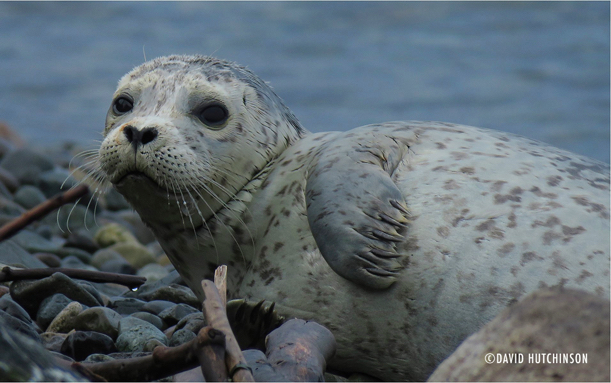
xmin=306 ymin=132 xmax=411 ymax=289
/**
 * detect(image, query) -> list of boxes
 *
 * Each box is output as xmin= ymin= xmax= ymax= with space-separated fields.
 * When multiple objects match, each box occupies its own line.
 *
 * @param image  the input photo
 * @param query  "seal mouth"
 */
xmin=114 ymin=171 xmax=158 ymax=188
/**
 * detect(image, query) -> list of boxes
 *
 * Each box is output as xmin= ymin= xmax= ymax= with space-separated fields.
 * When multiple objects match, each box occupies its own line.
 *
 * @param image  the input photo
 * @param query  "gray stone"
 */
xmin=41 ymin=332 xmax=69 ymax=353
xmin=0 ymin=239 xmax=48 ymax=269
xmin=63 ymin=231 xmax=99 ymax=254
xmin=60 ymin=255 xmax=97 ymax=271
xmin=0 ymin=310 xmax=41 ymax=342
xmin=48 ymin=204 xmax=96 ymax=234
xmin=428 ymin=288 xmax=610 ymax=382
xmin=130 ymin=311 xmax=167 ymax=331
xmin=0 ymin=315 xmax=83 ymax=381
xmin=109 ymin=241 xmax=156 ymax=269
xmin=60 ymin=331 xmax=118 ymax=361
xmin=84 ymin=353 xmax=115 ymax=363
xmin=0 ymin=295 xmax=34 ymax=326
xmin=46 ymin=301 xmax=83 ymax=334
xmin=0 ymin=164 xmax=20 ymax=193
xmin=34 ymin=224 xmax=54 ymax=240
xmin=140 ymin=300 xmax=176 ymax=315
xmin=158 ymin=303 xmax=199 ymax=326
xmin=34 ymin=252 xmax=62 ymax=268
xmin=54 ymin=247 xmax=93 ymax=264
xmin=141 ymin=284 xmax=200 ymax=309
xmin=116 ymin=316 xmax=168 ymax=352
xmin=36 ymin=293 xmax=73 ymax=331
xmin=74 ymin=307 xmax=122 ymax=341
xmin=90 ymin=247 xmax=125 ymax=268
xmin=11 ymin=230 xmax=60 ymax=254
xmin=104 ymin=187 xmax=130 ymax=211
xmin=10 ymin=272 xmax=101 ymax=316
xmin=115 ymin=210 xmax=157 ymax=245
xmin=13 ymin=185 xmax=47 ymax=209
xmin=37 ymin=168 xmax=77 ymax=198
xmin=0 ymin=148 xmax=55 ymax=185
xmin=0 ymin=196 xmax=25 ymax=217
xmin=175 ymin=312 xmax=205 ymax=334
xmin=107 ymin=297 xmax=147 ymax=316
xmin=137 ymin=263 xmax=169 ymax=283
xmin=169 ymin=328 xmax=196 ymax=347
xmin=99 ymin=258 xmax=137 ymax=275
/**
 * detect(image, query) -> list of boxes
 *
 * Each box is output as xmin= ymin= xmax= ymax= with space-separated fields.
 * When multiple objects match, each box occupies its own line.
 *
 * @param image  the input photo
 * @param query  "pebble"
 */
xmin=158 ymin=303 xmax=200 ymax=326
xmin=60 ymin=330 xmax=117 ymax=361
xmin=139 ymin=284 xmax=201 ymax=308
xmin=51 ymin=204 xmax=96 ymax=234
xmin=59 ymin=255 xmax=98 ymax=271
xmin=54 ymin=247 xmax=94 ymax=264
xmin=46 ymin=301 xmax=84 ymax=333
xmin=37 ymin=168 xmax=76 ymax=198
xmin=131 ymin=311 xmax=167 ymax=331
xmin=106 ymin=297 xmax=146 ymax=315
xmin=41 ymin=332 xmax=69 ymax=353
xmin=137 ymin=263 xmax=170 ymax=283
xmin=11 ymin=230 xmax=60 ymax=254
xmin=140 ymin=300 xmax=177 ymax=315
xmin=90 ymin=247 xmax=126 ymax=269
xmin=94 ymin=222 xmax=139 ymax=248
xmin=99 ymin=258 xmax=137 ymax=275
xmin=34 ymin=252 xmax=62 ymax=267
xmin=84 ymin=353 xmax=115 ymax=363
xmin=0 ymin=147 xmax=54 ymax=185
xmin=0 ymin=165 xmax=20 ymax=193
xmin=175 ymin=312 xmax=205 ymax=334
xmin=36 ymin=293 xmax=73 ymax=330
xmin=110 ymin=241 xmax=156 ymax=269
xmin=74 ymin=307 xmax=122 ymax=340
xmin=116 ymin=316 xmax=168 ymax=352
xmin=13 ymin=185 xmax=47 ymax=209
xmin=0 ymin=238 xmax=49 ymax=269
xmin=169 ymin=328 xmax=196 ymax=347
xmin=64 ymin=231 xmax=99 ymax=254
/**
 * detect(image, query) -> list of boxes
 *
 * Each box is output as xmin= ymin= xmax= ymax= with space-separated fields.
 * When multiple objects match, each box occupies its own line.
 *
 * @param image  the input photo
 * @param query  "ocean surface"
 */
xmin=0 ymin=2 xmax=609 ymax=162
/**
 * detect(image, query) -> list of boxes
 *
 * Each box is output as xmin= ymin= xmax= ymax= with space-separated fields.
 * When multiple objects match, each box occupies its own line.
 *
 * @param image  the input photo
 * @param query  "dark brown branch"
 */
xmin=0 ymin=184 xmax=90 ymax=242
xmin=0 ymin=267 xmax=146 ymax=289
xmin=243 ymin=319 xmax=337 ymax=382
xmin=78 ymin=325 xmax=226 ymax=382
xmin=201 ymin=280 xmax=255 ymax=382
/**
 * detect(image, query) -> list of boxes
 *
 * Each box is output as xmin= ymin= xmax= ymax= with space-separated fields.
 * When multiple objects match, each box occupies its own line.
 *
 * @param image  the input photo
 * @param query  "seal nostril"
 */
xmin=141 ymin=128 xmax=158 ymax=145
xmin=124 ymin=126 xmax=136 ymax=143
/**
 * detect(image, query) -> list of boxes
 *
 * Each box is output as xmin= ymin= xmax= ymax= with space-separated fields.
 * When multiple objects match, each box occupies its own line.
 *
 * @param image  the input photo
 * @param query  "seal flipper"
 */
xmin=306 ymin=132 xmax=411 ymax=289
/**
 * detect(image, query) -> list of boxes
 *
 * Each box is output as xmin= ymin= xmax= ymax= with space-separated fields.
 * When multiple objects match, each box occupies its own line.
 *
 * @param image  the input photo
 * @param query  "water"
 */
xmin=0 ymin=2 xmax=608 ymax=162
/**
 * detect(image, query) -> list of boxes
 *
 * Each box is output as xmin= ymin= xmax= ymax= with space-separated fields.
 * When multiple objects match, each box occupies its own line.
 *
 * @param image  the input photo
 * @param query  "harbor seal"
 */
xmin=96 ymin=55 xmax=610 ymax=381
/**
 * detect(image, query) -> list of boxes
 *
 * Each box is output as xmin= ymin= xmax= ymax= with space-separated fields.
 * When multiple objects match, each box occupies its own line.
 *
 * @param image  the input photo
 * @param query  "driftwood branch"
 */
xmin=0 ymin=267 xmax=146 ymax=289
xmin=0 ymin=184 xmax=90 ymax=242
xmin=202 ymin=280 xmax=254 ymax=382
xmin=214 ymin=265 xmax=227 ymax=308
xmin=243 ymin=319 xmax=337 ymax=382
xmin=72 ymin=325 xmax=225 ymax=382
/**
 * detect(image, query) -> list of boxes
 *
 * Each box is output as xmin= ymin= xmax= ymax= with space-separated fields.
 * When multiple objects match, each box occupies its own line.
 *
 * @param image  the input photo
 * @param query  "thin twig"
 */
xmin=0 ymin=184 xmax=90 ymax=242
xmin=214 ymin=265 xmax=227 ymax=308
xmin=0 ymin=267 xmax=146 ymax=289
xmin=202 ymin=280 xmax=254 ymax=382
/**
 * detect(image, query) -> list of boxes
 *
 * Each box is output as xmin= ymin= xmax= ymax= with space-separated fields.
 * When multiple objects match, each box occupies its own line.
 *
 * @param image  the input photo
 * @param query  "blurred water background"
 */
xmin=0 ymin=1 xmax=609 ymax=162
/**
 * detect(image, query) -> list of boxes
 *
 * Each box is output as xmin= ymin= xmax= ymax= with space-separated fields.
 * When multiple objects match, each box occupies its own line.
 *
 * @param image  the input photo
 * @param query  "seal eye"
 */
xmin=113 ymin=96 xmax=133 ymax=115
xmin=198 ymin=104 xmax=228 ymax=127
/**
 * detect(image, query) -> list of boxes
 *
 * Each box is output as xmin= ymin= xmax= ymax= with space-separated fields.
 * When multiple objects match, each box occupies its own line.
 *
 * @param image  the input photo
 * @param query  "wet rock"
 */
xmin=0 ymin=315 xmax=83 ymax=381
xmin=0 ymin=310 xmax=41 ymax=342
xmin=41 ymin=332 xmax=69 ymax=353
xmin=110 ymin=241 xmax=156 ymax=269
xmin=84 ymin=353 xmax=115 ymax=363
xmin=131 ymin=311 xmax=167 ymax=331
xmin=11 ymin=230 xmax=60 ymax=254
xmin=46 ymin=301 xmax=83 ymax=333
xmin=0 ymin=239 xmax=49 ymax=269
xmin=60 ymin=255 xmax=98 ymax=271
xmin=60 ymin=330 xmax=118 ymax=361
xmin=13 ymin=185 xmax=46 ymax=209
xmin=34 ymin=252 xmax=62 ymax=268
xmin=54 ymin=246 xmax=94 ymax=264
xmin=36 ymin=293 xmax=73 ymax=330
xmin=140 ymin=300 xmax=177 ymax=315
xmin=169 ymin=328 xmax=196 ymax=347
xmin=104 ymin=187 xmax=131 ymax=211
xmin=137 ymin=263 xmax=169 ymax=283
xmin=10 ymin=272 xmax=101 ymax=316
xmin=116 ymin=316 xmax=168 ymax=352
xmin=99 ymin=258 xmax=137 ymax=275
xmin=74 ymin=307 xmax=122 ymax=340
xmin=90 ymin=247 xmax=125 ymax=269
xmin=94 ymin=222 xmax=139 ymax=248
xmin=0 ymin=147 xmax=54 ymax=185
xmin=175 ymin=312 xmax=205 ymax=334
xmin=64 ymin=231 xmax=99 ymax=254
xmin=143 ymin=338 xmax=166 ymax=352
xmin=0 ymin=165 xmax=20 ymax=193
xmin=142 ymin=284 xmax=200 ymax=308
xmin=159 ymin=303 xmax=199 ymax=326
xmin=107 ymin=297 xmax=146 ymax=316
xmin=37 ymin=168 xmax=77 ymax=198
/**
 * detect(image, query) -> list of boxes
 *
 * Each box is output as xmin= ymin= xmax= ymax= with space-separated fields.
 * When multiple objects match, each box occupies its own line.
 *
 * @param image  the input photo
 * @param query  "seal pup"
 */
xmin=96 ymin=55 xmax=610 ymax=381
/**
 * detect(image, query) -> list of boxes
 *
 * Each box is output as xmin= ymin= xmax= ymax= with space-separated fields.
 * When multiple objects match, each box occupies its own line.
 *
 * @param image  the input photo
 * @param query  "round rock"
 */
xmin=116 ymin=316 xmax=168 ymax=352
xmin=60 ymin=331 xmax=118 ymax=361
xmin=74 ymin=307 xmax=122 ymax=341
